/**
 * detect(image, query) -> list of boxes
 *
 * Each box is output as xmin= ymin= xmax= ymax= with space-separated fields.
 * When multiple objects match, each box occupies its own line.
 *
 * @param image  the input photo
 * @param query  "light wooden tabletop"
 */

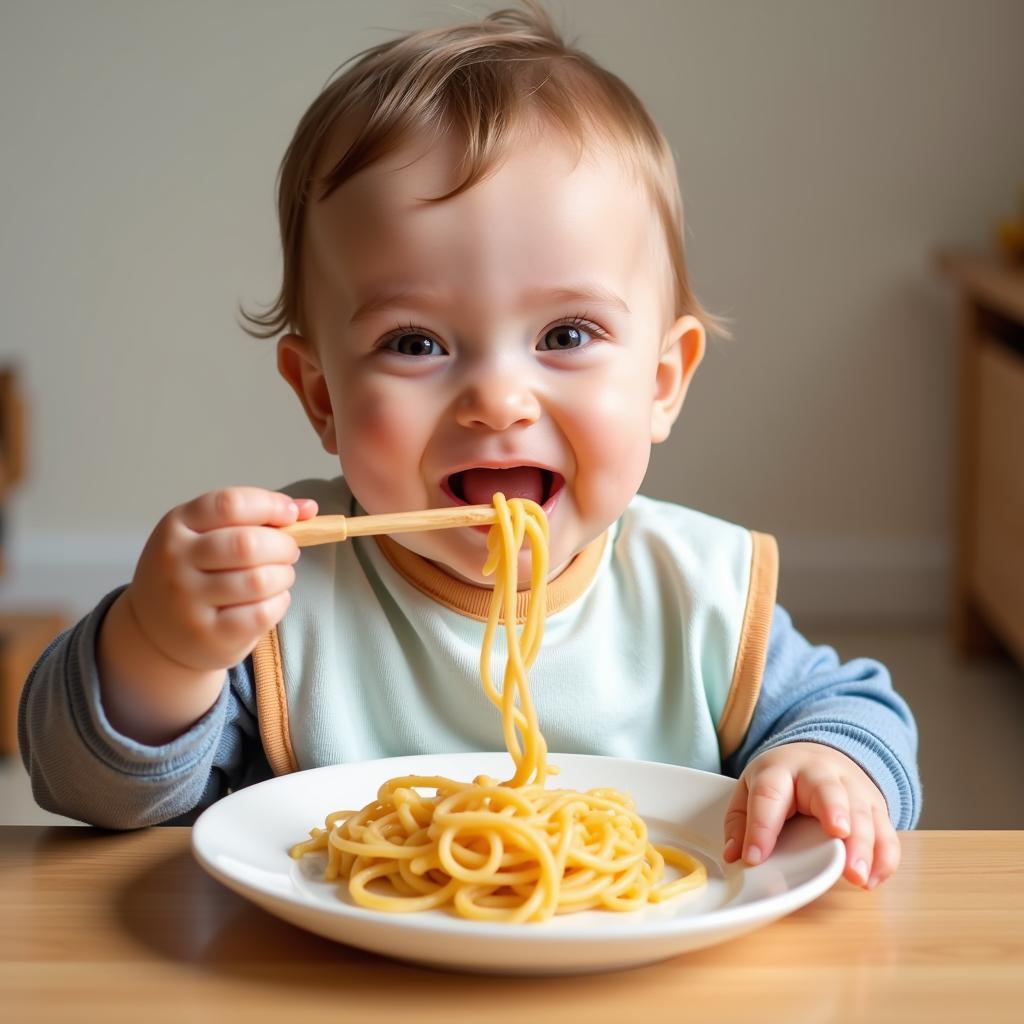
xmin=3 ymin=827 xmax=1022 ymax=1024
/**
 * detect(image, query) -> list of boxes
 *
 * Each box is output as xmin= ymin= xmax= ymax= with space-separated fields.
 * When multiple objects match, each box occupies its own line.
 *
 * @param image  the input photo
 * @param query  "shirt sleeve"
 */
xmin=723 ymin=604 xmax=921 ymax=830
xmin=17 ymin=586 xmax=271 ymax=829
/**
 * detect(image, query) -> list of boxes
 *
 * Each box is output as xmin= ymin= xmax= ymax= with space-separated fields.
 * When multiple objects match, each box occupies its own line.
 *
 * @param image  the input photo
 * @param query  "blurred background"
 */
xmin=1 ymin=0 xmax=1022 ymax=827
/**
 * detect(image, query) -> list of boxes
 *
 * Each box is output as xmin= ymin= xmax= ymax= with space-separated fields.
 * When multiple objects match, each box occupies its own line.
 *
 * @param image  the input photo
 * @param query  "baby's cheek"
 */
xmin=588 ymin=437 xmax=651 ymax=515
xmin=569 ymin=383 xmax=652 ymax=516
xmin=336 ymin=385 xmax=429 ymax=505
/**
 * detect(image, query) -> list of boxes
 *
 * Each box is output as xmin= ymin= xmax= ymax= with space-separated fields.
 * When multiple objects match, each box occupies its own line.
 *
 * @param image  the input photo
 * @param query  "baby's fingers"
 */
xmin=722 ymin=777 xmax=749 ymax=863
xmin=181 ymin=488 xmax=306 ymax=533
xmin=191 ymin=526 xmax=302 ymax=572
xmin=803 ymin=776 xmax=852 ymax=839
xmin=215 ymin=590 xmax=293 ymax=646
xmin=200 ymin=564 xmax=297 ymax=609
xmin=743 ymin=765 xmax=796 ymax=864
xmin=728 ymin=764 xmax=796 ymax=866
xmin=843 ymin=801 xmax=876 ymax=887
xmin=867 ymin=806 xmax=901 ymax=889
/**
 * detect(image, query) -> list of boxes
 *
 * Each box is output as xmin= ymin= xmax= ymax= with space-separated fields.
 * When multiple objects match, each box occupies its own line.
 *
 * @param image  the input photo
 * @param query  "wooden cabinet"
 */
xmin=0 ymin=613 xmax=68 ymax=756
xmin=0 ymin=366 xmax=69 ymax=755
xmin=938 ymin=252 xmax=1024 ymax=667
xmin=972 ymin=339 xmax=1024 ymax=658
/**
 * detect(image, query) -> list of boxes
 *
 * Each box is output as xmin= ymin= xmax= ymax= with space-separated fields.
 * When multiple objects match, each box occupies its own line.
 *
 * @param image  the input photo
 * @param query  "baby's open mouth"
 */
xmin=444 ymin=467 xmax=563 ymax=508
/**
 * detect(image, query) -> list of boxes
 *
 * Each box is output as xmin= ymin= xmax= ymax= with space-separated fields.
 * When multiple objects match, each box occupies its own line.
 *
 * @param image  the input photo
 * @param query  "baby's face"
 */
xmin=282 ymin=127 xmax=702 ymax=585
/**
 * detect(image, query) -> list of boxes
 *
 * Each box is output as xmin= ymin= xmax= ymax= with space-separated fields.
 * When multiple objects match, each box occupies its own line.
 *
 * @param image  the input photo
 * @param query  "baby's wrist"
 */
xmin=97 ymin=591 xmax=226 ymax=745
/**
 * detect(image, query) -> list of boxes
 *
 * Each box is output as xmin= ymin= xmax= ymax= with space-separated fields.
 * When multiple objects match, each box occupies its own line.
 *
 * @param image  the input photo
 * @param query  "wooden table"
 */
xmin=3 ymin=827 xmax=1022 ymax=1024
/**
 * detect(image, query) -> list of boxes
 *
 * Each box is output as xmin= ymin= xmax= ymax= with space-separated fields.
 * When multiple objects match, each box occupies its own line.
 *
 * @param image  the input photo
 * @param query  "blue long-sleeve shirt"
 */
xmin=18 ymin=585 xmax=921 ymax=831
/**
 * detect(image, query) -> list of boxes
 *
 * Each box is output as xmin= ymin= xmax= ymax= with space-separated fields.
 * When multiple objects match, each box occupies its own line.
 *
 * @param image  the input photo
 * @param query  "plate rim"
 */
xmin=192 ymin=752 xmax=845 ymax=942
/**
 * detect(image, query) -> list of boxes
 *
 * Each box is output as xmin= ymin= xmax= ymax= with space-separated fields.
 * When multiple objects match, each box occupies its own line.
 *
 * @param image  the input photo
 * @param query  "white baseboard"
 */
xmin=0 ymin=533 xmax=951 ymax=626
xmin=0 ymin=534 xmax=146 ymax=621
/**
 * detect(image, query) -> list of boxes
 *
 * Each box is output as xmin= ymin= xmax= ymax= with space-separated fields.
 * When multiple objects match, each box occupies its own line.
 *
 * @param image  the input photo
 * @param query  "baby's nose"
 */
xmin=454 ymin=373 xmax=541 ymax=431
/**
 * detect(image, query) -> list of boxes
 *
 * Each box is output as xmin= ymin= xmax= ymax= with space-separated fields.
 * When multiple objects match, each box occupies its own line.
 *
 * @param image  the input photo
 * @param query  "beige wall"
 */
xmin=3 ymin=0 xmax=1023 ymax=620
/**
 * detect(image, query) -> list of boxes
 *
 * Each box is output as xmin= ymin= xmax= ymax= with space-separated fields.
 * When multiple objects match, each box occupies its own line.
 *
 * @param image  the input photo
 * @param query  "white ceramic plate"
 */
xmin=192 ymin=753 xmax=844 ymax=974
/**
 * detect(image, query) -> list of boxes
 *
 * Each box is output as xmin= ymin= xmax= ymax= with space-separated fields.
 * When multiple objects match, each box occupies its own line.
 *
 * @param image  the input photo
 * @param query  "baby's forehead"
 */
xmin=315 ymin=113 xmax=640 ymax=207
xmin=312 ymin=141 xmax=650 ymax=265
xmin=302 ymin=121 xmax=671 ymax=324
xmin=316 ymin=146 xmax=650 ymax=265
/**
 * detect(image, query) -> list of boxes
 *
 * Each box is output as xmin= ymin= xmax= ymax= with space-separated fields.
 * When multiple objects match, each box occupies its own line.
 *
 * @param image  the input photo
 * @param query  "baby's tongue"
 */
xmin=459 ymin=467 xmax=545 ymax=505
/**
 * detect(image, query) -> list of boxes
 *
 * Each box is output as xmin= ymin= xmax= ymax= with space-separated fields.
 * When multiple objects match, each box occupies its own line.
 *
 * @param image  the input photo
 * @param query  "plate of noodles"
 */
xmin=192 ymin=751 xmax=844 ymax=974
xmin=194 ymin=496 xmax=842 ymax=972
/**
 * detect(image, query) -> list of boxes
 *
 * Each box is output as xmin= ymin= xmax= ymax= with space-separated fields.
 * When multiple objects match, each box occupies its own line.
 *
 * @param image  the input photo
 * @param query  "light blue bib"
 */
xmin=253 ymin=477 xmax=777 ymax=776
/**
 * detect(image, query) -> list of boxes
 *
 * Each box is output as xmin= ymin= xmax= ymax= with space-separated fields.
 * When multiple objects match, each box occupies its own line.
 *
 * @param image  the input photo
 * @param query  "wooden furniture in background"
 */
xmin=2 ymin=827 xmax=1022 ymax=1022
xmin=0 ymin=364 xmax=69 ymax=756
xmin=936 ymin=252 xmax=1024 ymax=668
xmin=0 ymin=613 xmax=67 ymax=755
xmin=0 ymin=367 xmax=27 ymax=577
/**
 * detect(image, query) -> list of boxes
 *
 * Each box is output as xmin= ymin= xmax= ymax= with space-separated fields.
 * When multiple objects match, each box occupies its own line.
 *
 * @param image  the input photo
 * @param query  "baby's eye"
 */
xmin=536 ymin=318 xmax=602 ymax=352
xmin=384 ymin=332 xmax=447 ymax=357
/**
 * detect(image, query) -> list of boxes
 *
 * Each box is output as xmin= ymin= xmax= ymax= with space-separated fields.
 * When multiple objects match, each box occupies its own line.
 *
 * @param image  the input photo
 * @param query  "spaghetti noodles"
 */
xmin=290 ymin=493 xmax=707 ymax=922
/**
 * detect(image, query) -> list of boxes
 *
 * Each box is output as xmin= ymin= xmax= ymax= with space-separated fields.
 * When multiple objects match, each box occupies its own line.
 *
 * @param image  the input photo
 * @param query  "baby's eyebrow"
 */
xmin=349 ymin=289 xmax=446 ymax=325
xmin=525 ymin=284 xmax=631 ymax=316
xmin=348 ymin=282 xmax=631 ymax=325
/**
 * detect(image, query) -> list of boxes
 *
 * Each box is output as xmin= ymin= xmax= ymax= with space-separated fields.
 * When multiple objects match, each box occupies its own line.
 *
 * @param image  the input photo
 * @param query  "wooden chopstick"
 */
xmin=280 ymin=505 xmax=498 ymax=547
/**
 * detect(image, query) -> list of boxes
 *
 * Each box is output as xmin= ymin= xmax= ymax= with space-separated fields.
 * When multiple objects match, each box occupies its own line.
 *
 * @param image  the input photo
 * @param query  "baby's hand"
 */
xmin=126 ymin=487 xmax=318 ymax=673
xmin=722 ymin=741 xmax=900 ymax=889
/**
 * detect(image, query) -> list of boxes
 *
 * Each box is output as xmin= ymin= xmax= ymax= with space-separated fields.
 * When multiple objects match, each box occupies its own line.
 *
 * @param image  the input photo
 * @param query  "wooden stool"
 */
xmin=0 ymin=612 xmax=69 ymax=757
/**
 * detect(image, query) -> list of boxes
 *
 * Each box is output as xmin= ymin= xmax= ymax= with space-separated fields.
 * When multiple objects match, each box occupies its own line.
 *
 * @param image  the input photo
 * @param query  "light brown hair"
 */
xmin=240 ymin=0 xmax=727 ymax=340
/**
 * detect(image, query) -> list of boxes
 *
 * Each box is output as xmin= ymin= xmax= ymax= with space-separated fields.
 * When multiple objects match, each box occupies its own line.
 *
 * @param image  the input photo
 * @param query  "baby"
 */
xmin=20 ymin=1 xmax=919 ymax=889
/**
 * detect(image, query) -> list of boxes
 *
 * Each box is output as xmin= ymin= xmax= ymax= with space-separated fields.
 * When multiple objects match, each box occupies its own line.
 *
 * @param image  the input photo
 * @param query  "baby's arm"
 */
xmin=721 ymin=606 xmax=921 ymax=889
xmin=98 ymin=487 xmax=316 ymax=744
xmin=18 ymin=486 xmax=317 ymax=827
xmin=18 ymin=588 xmax=270 ymax=826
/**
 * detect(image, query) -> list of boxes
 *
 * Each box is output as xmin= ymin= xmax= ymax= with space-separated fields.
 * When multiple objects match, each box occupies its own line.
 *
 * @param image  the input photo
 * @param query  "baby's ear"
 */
xmin=650 ymin=315 xmax=705 ymax=443
xmin=277 ymin=334 xmax=338 ymax=455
